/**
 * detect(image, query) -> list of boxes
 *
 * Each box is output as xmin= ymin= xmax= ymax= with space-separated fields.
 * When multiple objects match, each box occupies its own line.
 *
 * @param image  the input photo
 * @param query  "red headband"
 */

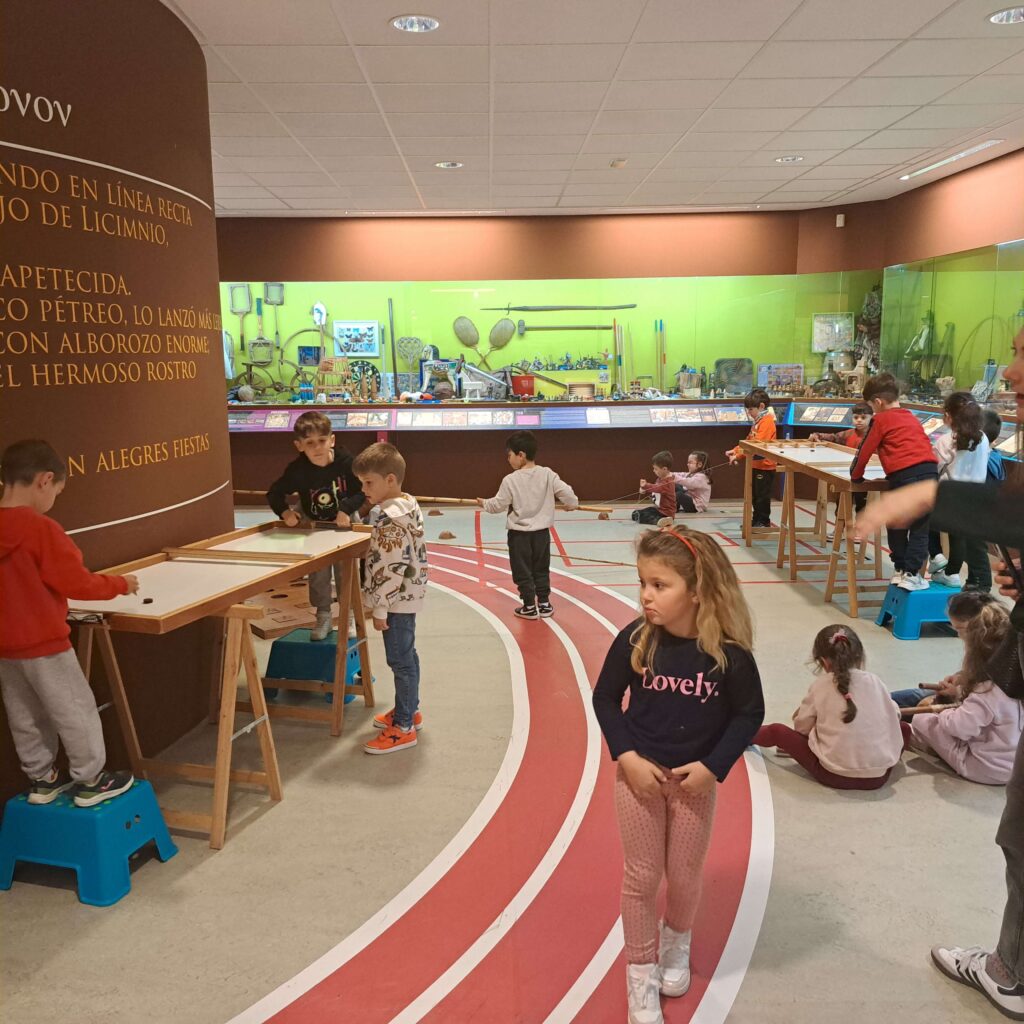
xmin=662 ymin=527 xmax=697 ymax=560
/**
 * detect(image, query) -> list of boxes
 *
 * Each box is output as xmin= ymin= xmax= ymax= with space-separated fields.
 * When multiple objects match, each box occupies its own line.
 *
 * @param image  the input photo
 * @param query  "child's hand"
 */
xmin=475 ymin=497 xmax=485 ymax=507
xmin=727 ymin=453 xmax=738 ymax=465
xmin=639 ymin=478 xmax=647 ymax=488
xmin=372 ymin=617 xmax=388 ymax=632
xmin=282 ymin=509 xmax=300 ymax=527
xmin=336 ymin=511 xmax=351 ymax=527
xmin=619 ymin=751 xmax=666 ymax=798
xmin=923 ymin=674 xmax=960 ymax=699
xmin=671 ymin=760 xmax=716 ymax=794
xmin=123 ymin=574 xmax=140 ymax=595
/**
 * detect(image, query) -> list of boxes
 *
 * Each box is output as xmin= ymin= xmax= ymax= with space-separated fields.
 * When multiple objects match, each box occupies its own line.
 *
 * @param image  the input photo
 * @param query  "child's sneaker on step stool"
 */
xmin=311 ymin=611 xmax=332 ymax=641
xmin=889 ymin=570 xmax=905 ymax=586
xmin=364 ymin=725 xmax=417 ymax=755
xmin=28 ymin=769 xmax=74 ymax=804
xmin=514 ymin=603 xmax=540 ymax=620
xmin=930 ymin=554 xmax=949 ymax=573
xmin=898 ymin=573 xmax=930 ymax=592
xmin=930 ymin=570 xmax=962 ymax=588
xmin=73 ymin=770 xmax=134 ymax=808
xmin=373 ymin=708 xmax=423 ymax=731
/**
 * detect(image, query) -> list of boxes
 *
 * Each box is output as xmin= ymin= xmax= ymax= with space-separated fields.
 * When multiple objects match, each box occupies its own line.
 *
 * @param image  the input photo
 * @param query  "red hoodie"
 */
xmin=0 ymin=506 xmax=129 ymax=659
xmin=850 ymin=407 xmax=937 ymax=481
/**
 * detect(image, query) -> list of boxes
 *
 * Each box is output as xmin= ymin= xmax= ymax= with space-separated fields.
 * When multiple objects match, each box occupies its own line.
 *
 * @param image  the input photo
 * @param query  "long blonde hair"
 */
xmin=960 ymin=602 xmax=1010 ymax=698
xmin=629 ymin=526 xmax=753 ymax=675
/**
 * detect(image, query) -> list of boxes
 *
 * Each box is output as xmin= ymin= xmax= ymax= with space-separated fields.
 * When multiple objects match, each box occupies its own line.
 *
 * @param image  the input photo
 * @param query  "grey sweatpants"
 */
xmin=0 ymin=649 xmax=105 ymax=783
xmin=308 ymin=562 xmax=343 ymax=614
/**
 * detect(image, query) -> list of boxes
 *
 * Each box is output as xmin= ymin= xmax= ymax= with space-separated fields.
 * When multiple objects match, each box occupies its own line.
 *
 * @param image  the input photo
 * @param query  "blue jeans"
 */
xmin=891 ymin=687 xmax=931 ymax=708
xmin=383 ymin=613 xmax=419 ymax=730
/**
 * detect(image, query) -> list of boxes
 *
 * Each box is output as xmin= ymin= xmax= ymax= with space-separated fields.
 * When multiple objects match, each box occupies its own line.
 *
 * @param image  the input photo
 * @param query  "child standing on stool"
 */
xmin=267 ymin=411 xmax=365 ymax=641
xmin=478 ymin=430 xmax=578 ymax=620
xmin=852 ymin=373 xmax=937 ymax=591
xmin=755 ymin=625 xmax=904 ymax=791
xmin=593 ymin=527 xmax=764 ymax=1024
xmin=353 ymin=443 xmax=428 ymax=754
xmin=633 ymin=450 xmax=677 ymax=525
xmin=0 ymin=441 xmax=137 ymax=807
xmin=727 ymin=388 xmax=777 ymax=529
xmin=673 ymin=450 xmax=713 ymax=515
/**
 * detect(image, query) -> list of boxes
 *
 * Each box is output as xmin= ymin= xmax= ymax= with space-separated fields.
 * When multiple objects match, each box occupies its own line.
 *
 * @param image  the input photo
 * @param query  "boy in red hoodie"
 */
xmin=0 ymin=440 xmax=138 ymax=806
xmin=850 ymin=375 xmax=938 ymax=592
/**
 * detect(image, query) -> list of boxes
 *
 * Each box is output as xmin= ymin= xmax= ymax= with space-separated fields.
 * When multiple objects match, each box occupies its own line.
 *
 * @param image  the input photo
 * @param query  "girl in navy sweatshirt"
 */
xmin=593 ymin=526 xmax=764 ymax=1024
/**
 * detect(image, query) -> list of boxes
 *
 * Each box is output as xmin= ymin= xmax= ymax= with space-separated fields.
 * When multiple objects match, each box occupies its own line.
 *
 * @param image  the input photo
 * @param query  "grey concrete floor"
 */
xmin=0 ymin=502 xmax=1009 ymax=1023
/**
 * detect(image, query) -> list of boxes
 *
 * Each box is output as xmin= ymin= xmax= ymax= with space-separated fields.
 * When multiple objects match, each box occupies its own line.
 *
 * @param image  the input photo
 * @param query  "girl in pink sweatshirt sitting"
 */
xmin=909 ymin=600 xmax=1020 ymax=785
xmin=673 ymin=451 xmax=713 ymax=514
xmin=755 ymin=625 xmax=905 ymax=790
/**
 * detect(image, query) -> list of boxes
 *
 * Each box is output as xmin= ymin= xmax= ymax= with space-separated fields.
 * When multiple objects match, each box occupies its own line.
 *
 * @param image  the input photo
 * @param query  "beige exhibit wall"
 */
xmin=0 ymin=0 xmax=233 ymax=802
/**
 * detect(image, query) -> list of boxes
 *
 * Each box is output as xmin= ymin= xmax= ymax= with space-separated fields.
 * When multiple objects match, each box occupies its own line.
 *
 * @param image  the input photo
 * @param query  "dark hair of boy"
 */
xmin=811 ymin=624 xmax=865 ymax=724
xmin=982 ymin=407 xmax=1002 ymax=446
xmin=505 ymin=430 xmax=537 ymax=460
xmin=743 ymin=388 xmax=771 ymax=410
xmin=851 ymin=401 xmax=873 ymax=417
xmin=352 ymin=442 xmax=406 ymax=484
xmin=652 ymin=450 xmax=673 ymax=469
xmin=0 ymin=440 xmax=67 ymax=486
xmin=944 ymin=391 xmax=984 ymax=451
xmin=293 ymin=410 xmax=332 ymax=438
xmin=862 ymin=373 xmax=900 ymax=403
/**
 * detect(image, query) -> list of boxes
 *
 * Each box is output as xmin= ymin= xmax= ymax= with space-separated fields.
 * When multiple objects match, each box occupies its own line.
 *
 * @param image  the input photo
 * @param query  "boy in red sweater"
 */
xmin=0 ymin=440 xmax=138 ymax=806
xmin=851 ymin=375 xmax=938 ymax=591
xmin=632 ymin=450 xmax=677 ymax=525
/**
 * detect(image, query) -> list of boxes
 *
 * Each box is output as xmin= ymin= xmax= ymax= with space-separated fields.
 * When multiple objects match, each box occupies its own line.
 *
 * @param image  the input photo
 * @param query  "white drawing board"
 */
xmin=757 ymin=443 xmax=886 ymax=480
xmin=211 ymin=526 xmax=367 ymax=558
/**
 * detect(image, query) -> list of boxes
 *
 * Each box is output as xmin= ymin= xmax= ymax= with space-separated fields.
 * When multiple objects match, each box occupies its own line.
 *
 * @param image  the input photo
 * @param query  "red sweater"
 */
xmin=0 ymin=506 xmax=129 ymax=659
xmin=641 ymin=477 xmax=677 ymax=517
xmin=850 ymin=408 xmax=937 ymax=481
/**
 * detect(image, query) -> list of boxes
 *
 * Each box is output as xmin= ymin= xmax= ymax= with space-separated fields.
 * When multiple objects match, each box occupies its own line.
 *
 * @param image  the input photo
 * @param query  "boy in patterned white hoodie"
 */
xmin=352 ymin=443 xmax=429 ymax=754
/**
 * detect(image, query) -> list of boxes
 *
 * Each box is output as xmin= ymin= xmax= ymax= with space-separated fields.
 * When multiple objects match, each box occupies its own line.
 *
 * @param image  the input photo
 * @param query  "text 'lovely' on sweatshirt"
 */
xmin=592 ymin=624 xmax=765 ymax=781
xmin=266 ymin=448 xmax=365 ymax=522
xmin=481 ymin=464 xmax=578 ymax=532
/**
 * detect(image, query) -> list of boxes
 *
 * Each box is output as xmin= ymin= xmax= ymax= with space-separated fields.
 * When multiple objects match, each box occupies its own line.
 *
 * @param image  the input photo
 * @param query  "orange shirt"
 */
xmin=729 ymin=410 xmax=777 ymax=471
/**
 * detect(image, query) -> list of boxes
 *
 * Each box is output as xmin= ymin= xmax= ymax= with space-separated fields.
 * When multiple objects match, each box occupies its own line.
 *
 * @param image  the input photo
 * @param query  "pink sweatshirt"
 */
xmin=672 ymin=472 xmax=712 ymax=513
xmin=912 ymin=683 xmax=1023 ymax=785
xmin=793 ymin=669 xmax=904 ymax=778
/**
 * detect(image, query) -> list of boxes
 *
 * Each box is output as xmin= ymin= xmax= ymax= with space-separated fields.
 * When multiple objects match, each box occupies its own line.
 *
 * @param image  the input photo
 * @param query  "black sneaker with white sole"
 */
xmin=537 ymin=602 xmax=554 ymax=618
xmin=28 ymin=770 xmax=74 ymax=804
xmin=931 ymin=944 xmax=1024 ymax=1020
xmin=514 ymin=603 xmax=539 ymax=620
xmin=73 ymin=771 xmax=134 ymax=808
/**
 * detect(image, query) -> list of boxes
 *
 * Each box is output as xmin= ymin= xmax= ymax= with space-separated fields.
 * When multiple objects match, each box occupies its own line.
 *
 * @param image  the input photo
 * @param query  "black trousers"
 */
xmin=508 ymin=528 xmax=550 ymax=605
xmin=751 ymin=469 xmax=774 ymax=527
xmin=886 ymin=463 xmax=938 ymax=574
xmin=632 ymin=506 xmax=664 ymax=525
xmin=674 ymin=486 xmax=697 ymax=514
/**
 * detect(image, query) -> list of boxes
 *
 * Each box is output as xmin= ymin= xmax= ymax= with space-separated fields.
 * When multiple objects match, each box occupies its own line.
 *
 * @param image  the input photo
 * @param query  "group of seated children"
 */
xmin=632 ymin=450 xmax=713 ymax=525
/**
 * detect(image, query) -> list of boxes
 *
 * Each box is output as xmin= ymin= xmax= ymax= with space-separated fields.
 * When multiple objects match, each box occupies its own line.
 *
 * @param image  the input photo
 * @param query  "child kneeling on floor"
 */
xmin=755 ymin=625 xmax=904 ymax=790
xmin=353 ymin=443 xmax=428 ymax=755
xmin=633 ymin=450 xmax=678 ymax=525
xmin=0 ymin=440 xmax=137 ymax=806
xmin=592 ymin=526 xmax=765 ymax=1024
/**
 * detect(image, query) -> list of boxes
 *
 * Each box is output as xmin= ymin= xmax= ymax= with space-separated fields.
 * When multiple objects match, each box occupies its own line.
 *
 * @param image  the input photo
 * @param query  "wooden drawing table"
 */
xmin=69 ymin=522 xmax=372 ymax=849
xmin=739 ymin=440 xmax=888 ymax=617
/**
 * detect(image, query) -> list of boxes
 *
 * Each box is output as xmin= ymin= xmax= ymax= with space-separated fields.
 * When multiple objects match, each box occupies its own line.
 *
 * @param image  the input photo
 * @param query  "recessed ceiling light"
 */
xmin=898 ymin=139 xmax=1005 ymax=180
xmin=989 ymin=7 xmax=1024 ymax=25
xmin=775 ymin=155 xmax=804 ymax=164
xmin=434 ymin=161 xmax=463 ymax=169
xmin=392 ymin=14 xmax=440 ymax=32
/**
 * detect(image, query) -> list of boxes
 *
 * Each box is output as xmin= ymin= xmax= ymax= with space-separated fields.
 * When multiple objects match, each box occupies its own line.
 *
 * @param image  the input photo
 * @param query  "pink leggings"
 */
xmin=755 ymin=723 xmax=909 ymax=791
xmin=614 ymin=764 xmax=716 ymax=964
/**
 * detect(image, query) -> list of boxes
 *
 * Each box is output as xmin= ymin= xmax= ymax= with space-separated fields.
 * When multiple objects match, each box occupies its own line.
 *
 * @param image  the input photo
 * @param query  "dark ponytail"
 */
xmin=812 ymin=624 xmax=866 ymax=724
xmin=944 ymin=391 xmax=984 ymax=452
xmin=690 ymin=450 xmax=712 ymax=484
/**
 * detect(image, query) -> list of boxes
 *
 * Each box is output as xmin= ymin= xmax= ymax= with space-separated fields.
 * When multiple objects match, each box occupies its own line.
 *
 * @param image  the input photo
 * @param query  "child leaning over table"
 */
xmin=352 ymin=442 xmax=429 ymax=755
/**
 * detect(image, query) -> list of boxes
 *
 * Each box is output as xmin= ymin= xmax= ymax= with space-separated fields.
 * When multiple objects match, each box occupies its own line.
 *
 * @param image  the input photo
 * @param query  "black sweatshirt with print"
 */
xmin=266 ymin=448 xmax=365 ymax=522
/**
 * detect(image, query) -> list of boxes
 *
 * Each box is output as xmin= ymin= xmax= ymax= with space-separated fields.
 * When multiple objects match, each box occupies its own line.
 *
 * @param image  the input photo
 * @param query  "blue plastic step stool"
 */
xmin=0 ymin=780 xmax=177 ymax=907
xmin=264 ymin=629 xmax=362 ymax=703
xmin=875 ymin=581 xmax=959 ymax=640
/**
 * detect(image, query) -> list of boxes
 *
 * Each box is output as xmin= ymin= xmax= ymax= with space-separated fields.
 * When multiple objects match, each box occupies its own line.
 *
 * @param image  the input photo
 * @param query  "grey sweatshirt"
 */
xmin=482 ymin=465 xmax=578 ymax=531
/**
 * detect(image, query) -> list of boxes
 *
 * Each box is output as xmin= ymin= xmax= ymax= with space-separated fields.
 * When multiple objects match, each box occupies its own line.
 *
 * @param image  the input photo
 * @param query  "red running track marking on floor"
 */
xmin=549 ymin=524 xmax=573 ymax=566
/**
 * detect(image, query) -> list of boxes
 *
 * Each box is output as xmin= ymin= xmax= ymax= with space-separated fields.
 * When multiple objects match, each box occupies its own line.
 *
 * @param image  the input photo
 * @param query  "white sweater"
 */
xmin=481 ymin=465 xmax=578 ymax=531
xmin=363 ymin=494 xmax=429 ymax=621
xmin=793 ymin=669 xmax=904 ymax=778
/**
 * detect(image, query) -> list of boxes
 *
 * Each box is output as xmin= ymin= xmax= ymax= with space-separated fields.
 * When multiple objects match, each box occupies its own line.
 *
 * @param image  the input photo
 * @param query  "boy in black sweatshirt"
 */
xmin=267 ymin=411 xmax=366 ymax=639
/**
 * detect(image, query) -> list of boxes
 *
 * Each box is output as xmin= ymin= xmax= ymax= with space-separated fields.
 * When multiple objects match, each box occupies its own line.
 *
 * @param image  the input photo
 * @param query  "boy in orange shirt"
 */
xmin=727 ymin=388 xmax=777 ymax=529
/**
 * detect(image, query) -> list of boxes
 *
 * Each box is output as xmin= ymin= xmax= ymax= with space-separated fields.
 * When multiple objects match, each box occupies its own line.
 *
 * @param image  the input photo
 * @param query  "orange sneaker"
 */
xmin=364 ymin=725 xmax=418 ymax=755
xmin=373 ymin=709 xmax=423 ymax=732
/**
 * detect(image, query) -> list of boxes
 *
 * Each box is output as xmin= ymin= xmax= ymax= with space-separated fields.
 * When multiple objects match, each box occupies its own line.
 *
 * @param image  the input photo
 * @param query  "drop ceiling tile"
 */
xmin=798 ymin=163 xmax=891 ymax=178
xmin=826 ymin=147 xmax=927 ymax=164
xmin=339 ymin=0 xmax=491 ymax=44
xmin=230 ymin=155 xmax=324 ymax=172
xmin=721 ymin=164 xmax=808 ymax=179
xmin=572 ymin=152 xmax=665 ymax=169
xmin=280 ymin=113 xmax=390 ymax=137
xmin=412 ymin=171 xmax=491 ymax=186
xmin=996 ymin=50 xmax=1024 ymax=74
xmin=491 ymin=184 xmax=567 ymax=197
xmin=791 ymin=106 xmax=918 ymax=130
xmin=673 ymin=131 xmax=780 ymax=151
xmin=604 ymin=80 xmax=730 ymax=109
xmin=694 ymin=107 xmax=810 ymax=132
xmin=396 ymin=136 xmax=491 ymax=156
xmin=628 ymin=184 xmax=710 ymax=201
xmin=347 ymin=200 xmax=424 ymax=210
xmin=702 ymin=179 xmax=788 ymax=193
xmin=325 ymin=170 xmax=415 ymax=185
xmin=312 ymin=154 xmax=407 ymax=172
xmin=492 ymin=0 xmax=646 ymax=43
xmin=250 ymin=172 xmax=336 ymax=188
xmin=763 ymin=188 xmax=840 ymax=201
xmin=591 ymin=109 xmax=703 ymax=134
xmin=215 ymin=46 xmax=363 ymax=83
xmin=741 ymin=149 xmax=841 ymax=166
xmin=688 ymin=192 xmax=766 ymax=203
xmin=211 ymin=155 xmax=237 ymax=171
xmin=270 ymin=186 xmax=352 ymax=198
xmin=360 ymin=46 xmax=490 ymax=83
xmin=387 ymin=113 xmax=490 ymax=137
xmin=823 ymin=76 xmax=970 ymax=106
xmin=917 ymin=0 xmax=1024 ymax=39
xmin=777 ymin=0 xmax=951 ymax=40
xmin=561 ymin=182 xmax=638 ymax=197
xmin=208 ymin=113 xmax=288 ymax=137
xmin=891 ymin=103 xmax=1024 ymax=129
xmin=303 ymin=137 xmax=404 ymax=156
xmin=713 ymin=78 xmax=848 ymax=108
xmin=660 ymin=150 xmax=753 ymax=167
xmin=405 ymin=156 xmax=489 ymax=172
xmin=855 ymin=127 xmax=968 ymax=147
xmin=620 ymin=42 xmax=762 ymax=80
xmin=374 ymin=83 xmax=490 ymax=114
xmin=508 ymin=197 xmax=562 ymax=207
xmin=175 ymin=0 xmax=347 ymax=45
xmin=779 ymin=176 xmax=864 ymax=190
xmin=581 ymin=133 xmax=684 ymax=153
xmin=866 ymin=39 xmax=1024 ymax=77
xmin=202 ymin=47 xmax=238 ymax=83
xmin=646 ymin=167 xmax=723 ymax=183
xmin=634 ymin=0 xmax=802 ymax=42
xmin=495 ymin=44 xmax=626 ymax=82
xmin=769 ymin=129 xmax=877 ymax=149
xmin=495 ymin=154 xmax=577 ymax=171
xmin=216 ymin=196 xmax=290 ymax=210
xmin=212 ymin=137 xmax=307 ymax=157
xmin=492 ymin=171 xmax=570 ymax=185
xmin=494 ymin=135 xmax=587 ymax=154
xmin=494 ymin=112 xmax=599 ymax=135
xmin=213 ymin=173 xmax=258 ymax=186
xmin=740 ymin=40 xmax=899 ymax=78
xmin=281 ymin=197 xmax=352 ymax=210
xmin=495 ymin=82 xmax=609 ymax=112
xmin=416 ymin=187 xmax=492 ymax=200
xmin=568 ymin=168 xmax=652 ymax=183
xmin=250 ymin=83 xmax=377 ymax=113
xmin=214 ymin=186 xmax=276 ymax=199
xmin=208 ymin=84 xmax=264 ymax=114
xmin=935 ymin=75 xmax=1024 ymax=105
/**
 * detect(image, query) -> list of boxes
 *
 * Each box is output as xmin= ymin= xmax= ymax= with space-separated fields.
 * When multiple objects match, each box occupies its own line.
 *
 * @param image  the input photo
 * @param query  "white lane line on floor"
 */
xmin=543 ymin=919 xmax=625 ymax=1024
xmin=226 ymin=581 xmax=529 ymax=1024
xmin=388 ymin=574 xmax=602 ymax=1024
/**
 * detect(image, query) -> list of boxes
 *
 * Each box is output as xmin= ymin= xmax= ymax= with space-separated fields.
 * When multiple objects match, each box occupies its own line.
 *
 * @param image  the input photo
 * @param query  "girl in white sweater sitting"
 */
xmin=755 ymin=625 xmax=905 ymax=790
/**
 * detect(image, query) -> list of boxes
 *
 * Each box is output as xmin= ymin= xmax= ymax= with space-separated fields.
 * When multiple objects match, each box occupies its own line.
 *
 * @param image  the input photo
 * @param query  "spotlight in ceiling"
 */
xmin=775 ymin=155 xmax=804 ymax=164
xmin=898 ymin=139 xmax=1005 ymax=180
xmin=392 ymin=14 xmax=440 ymax=32
xmin=435 ymin=161 xmax=463 ymax=169
xmin=989 ymin=7 xmax=1024 ymax=25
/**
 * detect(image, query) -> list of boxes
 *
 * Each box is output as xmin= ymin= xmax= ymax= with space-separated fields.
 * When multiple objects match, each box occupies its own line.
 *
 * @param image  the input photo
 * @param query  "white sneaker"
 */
xmin=930 ymin=570 xmax=962 ymax=588
xmin=890 ymin=570 xmax=905 ymax=586
xmin=347 ymin=613 xmax=358 ymax=639
xmin=658 ymin=923 xmax=691 ymax=997
xmin=931 ymin=945 xmax=1024 ymax=1020
xmin=626 ymin=964 xmax=664 ymax=1024
xmin=310 ymin=611 xmax=332 ymax=641
xmin=825 ymin=531 xmax=835 ymax=543
xmin=930 ymin=554 xmax=948 ymax=572
xmin=898 ymin=573 xmax=929 ymax=592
